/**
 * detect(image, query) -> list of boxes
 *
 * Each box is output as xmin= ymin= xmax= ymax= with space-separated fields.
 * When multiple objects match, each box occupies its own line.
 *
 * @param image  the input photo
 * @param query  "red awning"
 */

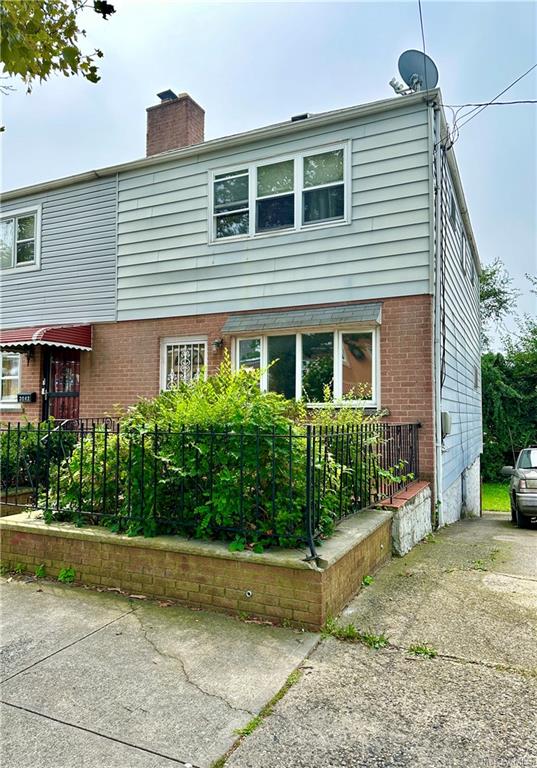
xmin=0 ymin=325 xmax=92 ymax=351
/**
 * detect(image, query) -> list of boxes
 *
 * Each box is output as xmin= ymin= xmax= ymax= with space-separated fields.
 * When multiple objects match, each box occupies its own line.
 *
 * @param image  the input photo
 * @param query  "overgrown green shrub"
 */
xmin=46 ymin=359 xmax=347 ymax=547
xmin=0 ymin=420 xmax=77 ymax=491
xmin=45 ymin=357 xmax=411 ymax=549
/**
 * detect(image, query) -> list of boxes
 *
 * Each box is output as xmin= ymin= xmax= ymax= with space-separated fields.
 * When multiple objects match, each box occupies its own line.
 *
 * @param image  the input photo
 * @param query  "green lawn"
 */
xmin=482 ymin=482 xmax=511 ymax=513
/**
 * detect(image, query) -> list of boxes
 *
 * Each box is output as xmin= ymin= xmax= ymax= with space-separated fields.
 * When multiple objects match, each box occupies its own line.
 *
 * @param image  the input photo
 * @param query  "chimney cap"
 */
xmin=157 ymin=89 xmax=178 ymax=102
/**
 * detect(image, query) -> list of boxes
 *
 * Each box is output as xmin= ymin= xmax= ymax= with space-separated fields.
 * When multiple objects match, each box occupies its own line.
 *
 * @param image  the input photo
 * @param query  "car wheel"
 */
xmin=511 ymin=496 xmax=517 ymax=523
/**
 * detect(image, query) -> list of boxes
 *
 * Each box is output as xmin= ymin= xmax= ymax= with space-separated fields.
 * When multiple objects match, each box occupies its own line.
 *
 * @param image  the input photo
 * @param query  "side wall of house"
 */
xmin=0 ymin=176 xmax=117 ymax=329
xmin=439 ymin=157 xmax=482 ymax=522
xmin=116 ymin=102 xmax=433 ymax=321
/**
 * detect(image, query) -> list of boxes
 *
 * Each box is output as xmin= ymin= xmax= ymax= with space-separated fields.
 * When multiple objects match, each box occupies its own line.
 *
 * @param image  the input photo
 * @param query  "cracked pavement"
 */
xmin=0 ymin=578 xmax=318 ymax=767
xmin=227 ymin=513 xmax=537 ymax=768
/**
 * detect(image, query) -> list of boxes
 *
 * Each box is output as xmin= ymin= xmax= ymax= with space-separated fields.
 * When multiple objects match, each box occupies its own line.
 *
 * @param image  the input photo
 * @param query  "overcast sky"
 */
xmin=1 ymin=0 xmax=536 ymax=333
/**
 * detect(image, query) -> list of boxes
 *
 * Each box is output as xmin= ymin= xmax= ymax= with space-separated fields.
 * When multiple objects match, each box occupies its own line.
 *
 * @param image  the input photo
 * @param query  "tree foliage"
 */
xmin=0 ymin=0 xmax=115 ymax=92
xmin=479 ymin=257 xmax=520 ymax=347
xmin=480 ymin=271 xmax=537 ymax=480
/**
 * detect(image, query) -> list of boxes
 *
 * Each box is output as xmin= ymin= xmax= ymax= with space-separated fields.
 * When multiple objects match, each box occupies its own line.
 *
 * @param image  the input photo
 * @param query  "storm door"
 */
xmin=42 ymin=348 xmax=80 ymax=420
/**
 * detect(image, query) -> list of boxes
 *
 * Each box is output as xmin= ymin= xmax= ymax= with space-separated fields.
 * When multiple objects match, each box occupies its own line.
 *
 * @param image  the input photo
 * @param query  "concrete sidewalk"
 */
xmin=227 ymin=513 xmax=537 ymax=768
xmin=0 ymin=579 xmax=318 ymax=767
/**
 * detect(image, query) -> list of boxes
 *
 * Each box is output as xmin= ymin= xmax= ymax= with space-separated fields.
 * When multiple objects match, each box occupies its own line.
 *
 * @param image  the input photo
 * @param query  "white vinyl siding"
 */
xmin=439 ymin=161 xmax=482 ymax=491
xmin=116 ymin=102 xmax=432 ymax=321
xmin=0 ymin=177 xmax=117 ymax=328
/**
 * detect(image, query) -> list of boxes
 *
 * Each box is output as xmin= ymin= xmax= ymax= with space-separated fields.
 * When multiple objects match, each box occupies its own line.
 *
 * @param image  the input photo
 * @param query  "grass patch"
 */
xmin=482 ymin=482 xmax=510 ymax=513
xmin=322 ymin=617 xmax=389 ymax=649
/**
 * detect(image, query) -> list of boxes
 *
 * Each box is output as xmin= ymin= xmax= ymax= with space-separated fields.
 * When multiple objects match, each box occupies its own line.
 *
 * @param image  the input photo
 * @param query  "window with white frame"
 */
xmin=1 ymin=352 xmax=21 ymax=402
xmin=160 ymin=339 xmax=207 ymax=390
xmin=0 ymin=209 xmax=39 ymax=271
xmin=236 ymin=329 xmax=377 ymax=405
xmin=212 ymin=145 xmax=347 ymax=240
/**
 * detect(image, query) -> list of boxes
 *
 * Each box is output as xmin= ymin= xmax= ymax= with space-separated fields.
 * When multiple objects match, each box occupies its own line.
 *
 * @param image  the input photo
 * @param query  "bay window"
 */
xmin=0 ymin=208 xmax=40 ymax=271
xmin=235 ymin=329 xmax=377 ymax=406
xmin=212 ymin=144 xmax=347 ymax=240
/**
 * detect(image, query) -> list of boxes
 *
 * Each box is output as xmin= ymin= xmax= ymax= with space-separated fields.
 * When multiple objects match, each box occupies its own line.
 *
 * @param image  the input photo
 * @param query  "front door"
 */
xmin=42 ymin=349 xmax=80 ymax=421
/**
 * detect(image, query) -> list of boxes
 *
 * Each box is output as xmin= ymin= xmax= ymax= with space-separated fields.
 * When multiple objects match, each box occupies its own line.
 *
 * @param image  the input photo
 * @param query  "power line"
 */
xmin=417 ymin=0 xmax=430 ymax=92
xmin=455 ymin=62 xmax=537 ymax=131
xmin=442 ymin=100 xmax=537 ymax=107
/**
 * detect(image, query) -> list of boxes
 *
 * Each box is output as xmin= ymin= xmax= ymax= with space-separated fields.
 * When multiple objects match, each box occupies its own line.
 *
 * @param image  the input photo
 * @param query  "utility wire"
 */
xmin=442 ymin=100 xmax=537 ymax=107
xmin=417 ymin=0 xmax=430 ymax=92
xmin=455 ymin=62 xmax=537 ymax=131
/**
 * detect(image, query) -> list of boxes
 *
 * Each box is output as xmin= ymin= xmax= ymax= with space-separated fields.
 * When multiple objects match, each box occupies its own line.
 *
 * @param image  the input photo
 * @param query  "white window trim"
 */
xmin=233 ymin=326 xmax=379 ymax=407
xmin=208 ymin=142 xmax=351 ymax=244
xmin=0 ymin=205 xmax=42 ymax=275
xmin=159 ymin=336 xmax=208 ymax=391
xmin=0 ymin=351 xmax=22 ymax=409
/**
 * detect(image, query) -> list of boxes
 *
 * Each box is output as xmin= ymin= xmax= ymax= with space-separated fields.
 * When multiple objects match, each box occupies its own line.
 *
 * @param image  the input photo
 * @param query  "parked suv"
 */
xmin=502 ymin=448 xmax=537 ymax=528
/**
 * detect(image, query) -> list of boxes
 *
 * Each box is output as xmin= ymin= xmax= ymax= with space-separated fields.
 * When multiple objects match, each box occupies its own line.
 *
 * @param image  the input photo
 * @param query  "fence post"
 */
xmin=304 ymin=424 xmax=318 ymax=561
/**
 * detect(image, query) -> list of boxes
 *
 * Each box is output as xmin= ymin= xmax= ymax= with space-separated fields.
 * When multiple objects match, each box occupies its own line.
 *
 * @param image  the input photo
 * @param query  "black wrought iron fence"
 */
xmin=0 ymin=420 xmax=420 ymax=558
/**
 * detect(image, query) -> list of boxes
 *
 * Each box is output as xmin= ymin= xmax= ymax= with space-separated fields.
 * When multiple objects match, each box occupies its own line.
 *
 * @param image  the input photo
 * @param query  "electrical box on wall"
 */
xmin=441 ymin=411 xmax=452 ymax=438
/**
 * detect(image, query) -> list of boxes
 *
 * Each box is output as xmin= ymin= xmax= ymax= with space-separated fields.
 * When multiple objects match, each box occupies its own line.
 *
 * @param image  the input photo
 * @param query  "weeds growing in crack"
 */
xmin=322 ymin=617 xmax=389 ymax=649
xmin=210 ymin=669 xmax=303 ymax=767
xmin=408 ymin=643 xmax=437 ymax=659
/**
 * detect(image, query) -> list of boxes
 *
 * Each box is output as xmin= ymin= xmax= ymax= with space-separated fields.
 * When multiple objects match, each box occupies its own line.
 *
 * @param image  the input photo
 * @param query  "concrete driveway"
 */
xmin=227 ymin=513 xmax=537 ymax=768
xmin=0 ymin=579 xmax=318 ymax=767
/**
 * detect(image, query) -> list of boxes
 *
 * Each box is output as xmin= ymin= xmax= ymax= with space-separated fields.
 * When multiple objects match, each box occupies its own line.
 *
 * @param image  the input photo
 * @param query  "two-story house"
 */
xmin=0 ymin=88 xmax=482 ymax=526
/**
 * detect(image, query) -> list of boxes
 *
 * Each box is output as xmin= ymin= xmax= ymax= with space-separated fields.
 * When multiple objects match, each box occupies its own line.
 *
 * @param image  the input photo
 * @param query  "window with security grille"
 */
xmin=162 ymin=340 xmax=207 ymax=389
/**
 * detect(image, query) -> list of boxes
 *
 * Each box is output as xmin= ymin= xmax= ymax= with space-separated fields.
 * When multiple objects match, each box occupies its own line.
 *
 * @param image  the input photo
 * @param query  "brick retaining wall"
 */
xmin=0 ymin=509 xmax=392 ymax=630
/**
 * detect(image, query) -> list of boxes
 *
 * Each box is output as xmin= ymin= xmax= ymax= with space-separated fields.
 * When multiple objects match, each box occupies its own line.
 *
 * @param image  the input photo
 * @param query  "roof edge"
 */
xmin=1 ymin=89 xmax=438 ymax=202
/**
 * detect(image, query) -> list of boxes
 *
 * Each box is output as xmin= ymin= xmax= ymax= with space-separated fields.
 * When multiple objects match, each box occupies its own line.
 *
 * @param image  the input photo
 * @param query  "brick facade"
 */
xmin=1 ymin=295 xmax=435 ymax=480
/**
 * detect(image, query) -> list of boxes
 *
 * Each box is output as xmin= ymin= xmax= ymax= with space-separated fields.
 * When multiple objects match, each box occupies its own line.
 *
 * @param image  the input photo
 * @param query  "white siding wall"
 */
xmin=440 ymin=160 xmax=482 ymax=492
xmin=1 ymin=177 xmax=117 ymax=328
xmin=116 ymin=102 xmax=432 ymax=321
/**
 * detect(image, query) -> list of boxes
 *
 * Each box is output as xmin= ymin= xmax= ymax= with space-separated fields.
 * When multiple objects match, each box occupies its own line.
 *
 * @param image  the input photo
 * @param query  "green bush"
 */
xmin=45 ymin=357 xmax=410 ymax=549
xmin=46 ymin=359 xmax=348 ymax=547
xmin=0 ymin=420 xmax=77 ymax=492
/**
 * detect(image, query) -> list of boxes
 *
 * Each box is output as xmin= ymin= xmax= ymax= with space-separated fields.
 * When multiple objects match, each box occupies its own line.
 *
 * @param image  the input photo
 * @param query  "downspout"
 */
xmin=433 ymin=105 xmax=444 ymax=527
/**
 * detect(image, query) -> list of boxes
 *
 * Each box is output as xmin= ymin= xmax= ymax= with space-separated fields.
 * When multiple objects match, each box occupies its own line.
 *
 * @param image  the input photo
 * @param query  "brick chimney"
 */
xmin=146 ymin=90 xmax=205 ymax=156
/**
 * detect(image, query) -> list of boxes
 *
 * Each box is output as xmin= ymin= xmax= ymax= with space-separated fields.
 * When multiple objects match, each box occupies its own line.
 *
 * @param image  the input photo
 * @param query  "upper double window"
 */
xmin=0 ymin=209 xmax=40 ymax=271
xmin=212 ymin=146 xmax=346 ymax=240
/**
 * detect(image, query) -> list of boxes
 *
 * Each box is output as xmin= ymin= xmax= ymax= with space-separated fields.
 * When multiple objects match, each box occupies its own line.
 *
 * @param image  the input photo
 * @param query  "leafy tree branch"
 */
xmin=0 ymin=0 xmax=115 ymax=93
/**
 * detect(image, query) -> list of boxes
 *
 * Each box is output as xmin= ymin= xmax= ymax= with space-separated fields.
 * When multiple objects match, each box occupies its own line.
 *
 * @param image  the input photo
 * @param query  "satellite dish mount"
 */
xmin=390 ymin=49 xmax=439 ymax=95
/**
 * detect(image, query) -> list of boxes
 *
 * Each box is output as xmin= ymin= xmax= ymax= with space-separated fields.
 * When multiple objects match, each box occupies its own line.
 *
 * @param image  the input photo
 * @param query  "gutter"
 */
xmin=1 ymin=90 xmax=438 ymax=202
xmin=433 ymin=105 xmax=444 ymax=528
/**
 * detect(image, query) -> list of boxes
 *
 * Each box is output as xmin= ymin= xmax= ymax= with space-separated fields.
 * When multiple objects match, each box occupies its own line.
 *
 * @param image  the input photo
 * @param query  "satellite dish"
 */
xmin=398 ymin=50 xmax=439 ymax=92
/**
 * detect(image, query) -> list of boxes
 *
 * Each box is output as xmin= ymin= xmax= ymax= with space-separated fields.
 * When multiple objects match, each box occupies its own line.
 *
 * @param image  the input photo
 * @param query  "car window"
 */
xmin=518 ymin=449 xmax=537 ymax=469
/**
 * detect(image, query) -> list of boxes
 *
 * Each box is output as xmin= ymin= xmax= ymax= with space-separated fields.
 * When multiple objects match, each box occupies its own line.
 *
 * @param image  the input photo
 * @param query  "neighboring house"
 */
xmin=0 ymin=88 xmax=482 ymax=524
